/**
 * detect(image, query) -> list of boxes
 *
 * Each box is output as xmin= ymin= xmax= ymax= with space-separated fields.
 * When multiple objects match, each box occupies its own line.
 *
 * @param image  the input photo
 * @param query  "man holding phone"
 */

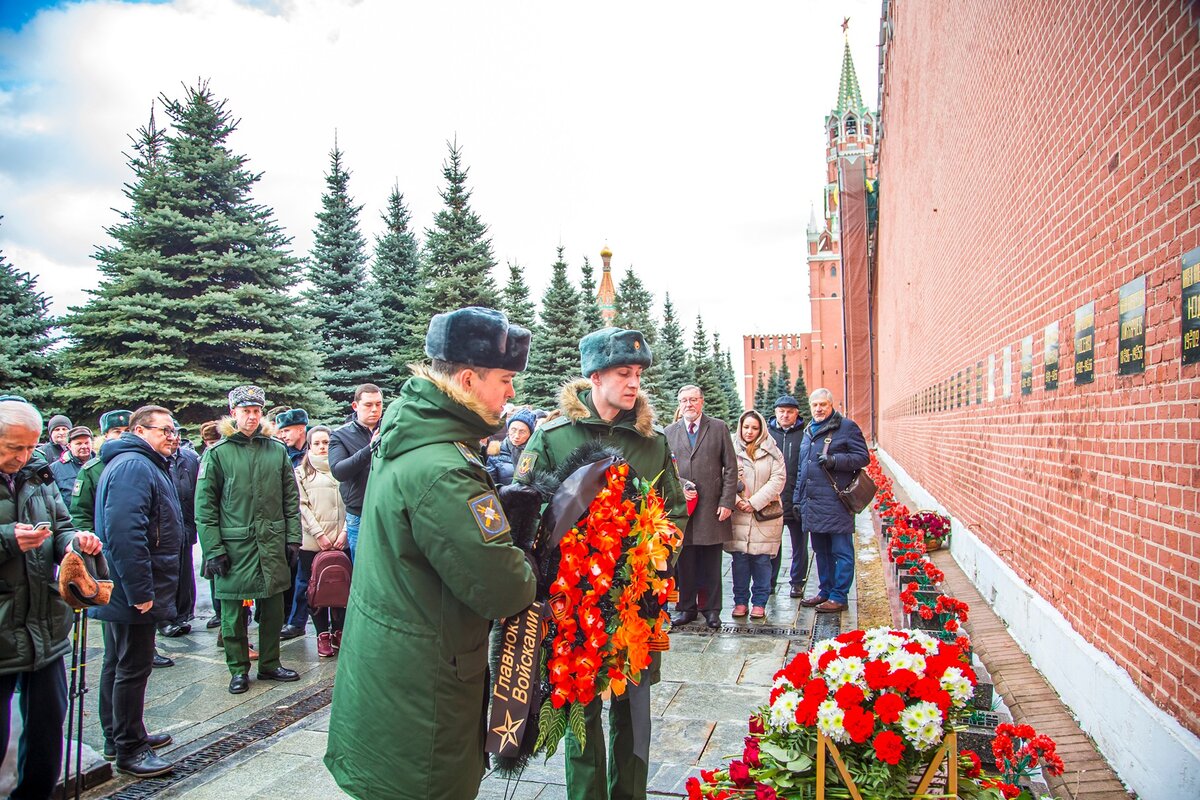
xmin=0 ymin=398 xmax=103 ymax=800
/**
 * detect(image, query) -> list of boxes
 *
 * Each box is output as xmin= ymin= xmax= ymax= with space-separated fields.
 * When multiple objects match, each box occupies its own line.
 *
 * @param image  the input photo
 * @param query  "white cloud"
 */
xmin=0 ymin=0 xmax=881 ymax=388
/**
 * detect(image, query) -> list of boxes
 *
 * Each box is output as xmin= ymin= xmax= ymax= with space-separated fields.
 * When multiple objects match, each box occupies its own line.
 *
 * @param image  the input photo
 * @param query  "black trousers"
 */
xmin=770 ymin=518 xmax=809 ymax=588
xmin=170 ymin=538 xmax=196 ymax=625
xmin=99 ymin=620 xmax=157 ymax=760
xmin=675 ymin=542 xmax=724 ymax=613
xmin=0 ymin=657 xmax=68 ymax=800
xmin=298 ymin=550 xmax=344 ymax=634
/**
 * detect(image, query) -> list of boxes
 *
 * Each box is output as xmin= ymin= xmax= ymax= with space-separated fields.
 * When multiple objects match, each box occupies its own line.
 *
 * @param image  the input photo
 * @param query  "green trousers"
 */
xmin=221 ymin=592 xmax=284 ymax=675
xmin=565 ymin=696 xmax=649 ymax=800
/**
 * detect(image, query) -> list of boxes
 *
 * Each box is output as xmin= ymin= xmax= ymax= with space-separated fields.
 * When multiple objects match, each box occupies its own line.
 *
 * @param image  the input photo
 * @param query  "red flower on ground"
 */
xmin=872 ymin=729 xmax=905 ymax=765
xmin=728 ymin=760 xmax=751 ymax=786
xmin=686 ymin=776 xmax=703 ymax=800
xmin=743 ymin=737 xmax=762 ymax=767
xmin=748 ymin=715 xmax=764 ymax=735
xmin=755 ymin=783 xmax=778 ymax=800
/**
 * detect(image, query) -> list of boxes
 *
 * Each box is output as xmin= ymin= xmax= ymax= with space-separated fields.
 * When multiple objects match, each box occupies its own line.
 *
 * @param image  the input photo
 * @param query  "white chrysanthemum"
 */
xmin=810 ymin=638 xmax=839 ymax=659
xmin=768 ymin=701 xmax=798 ymax=732
xmin=910 ymin=631 xmax=939 ymax=652
xmin=822 ymin=656 xmax=866 ymax=690
xmin=864 ymin=631 xmax=900 ymax=659
xmin=816 ymin=699 xmax=850 ymax=743
xmin=887 ymin=650 xmax=927 ymax=676
xmin=898 ymin=701 xmax=944 ymax=749
xmin=773 ymin=674 xmax=795 ymax=692
xmin=940 ymin=667 xmax=973 ymax=705
xmin=772 ymin=689 xmax=800 ymax=712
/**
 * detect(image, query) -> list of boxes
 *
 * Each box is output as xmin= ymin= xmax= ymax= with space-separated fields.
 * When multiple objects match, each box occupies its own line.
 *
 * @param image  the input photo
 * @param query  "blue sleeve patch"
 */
xmin=469 ymin=491 xmax=511 ymax=542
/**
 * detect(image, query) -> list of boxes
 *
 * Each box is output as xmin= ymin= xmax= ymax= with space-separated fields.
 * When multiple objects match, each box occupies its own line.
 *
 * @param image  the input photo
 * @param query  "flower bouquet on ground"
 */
xmin=487 ymin=447 xmax=682 ymax=773
xmin=907 ymin=511 xmax=951 ymax=551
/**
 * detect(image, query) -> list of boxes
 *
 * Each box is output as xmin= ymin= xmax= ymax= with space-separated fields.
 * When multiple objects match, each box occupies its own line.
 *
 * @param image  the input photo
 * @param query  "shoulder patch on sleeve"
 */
xmin=515 ymin=451 xmax=538 ymax=479
xmin=197 ymin=461 xmax=207 ymax=480
xmin=469 ymin=491 xmax=511 ymax=542
xmin=454 ymin=441 xmax=485 ymax=468
xmin=72 ymin=478 xmax=83 ymax=496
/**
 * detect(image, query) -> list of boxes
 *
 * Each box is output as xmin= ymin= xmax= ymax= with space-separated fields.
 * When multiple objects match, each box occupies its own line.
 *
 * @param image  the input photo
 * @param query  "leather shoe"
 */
xmin=789 ymin=584 xmax=806 ymax=598
xmin=206 ymin=614 xmax=221 ymax=629
xmin=103 ymin=733 xmax=170 ymax=762
xmin=229 ymin=674 xmax=250 ymax=694
xmin=703 ymin=611 xmax=721 ymax=629
xmin=670 ymin=611 xmax=697 ymax=627
xmin=257 ymin=666 xmax=300 ymax=682
xmin=160 ymin=622 xmax=190 ymax=638
xmin=799 ymin=594 xmax=828 ymax=607
xmin=152 ymin=652 xmax=174 ymax=668
xmin=279 ymin=624 xmax=305 ymax=640
xmin=814 ymin=600 xmax=848 ymax=613
xmin=115 ymin=749 xmax=173 ymax=778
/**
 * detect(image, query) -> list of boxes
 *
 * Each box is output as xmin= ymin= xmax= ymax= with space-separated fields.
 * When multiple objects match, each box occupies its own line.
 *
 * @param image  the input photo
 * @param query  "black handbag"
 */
xmin=820 ymin=437 xmax=877 ymax=514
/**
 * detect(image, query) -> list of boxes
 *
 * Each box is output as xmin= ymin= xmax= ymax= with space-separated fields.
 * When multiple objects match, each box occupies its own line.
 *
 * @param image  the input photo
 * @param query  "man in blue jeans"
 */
xmin=791 ymin=388 xmax=869 ymax=613
xmin=329 ymin=384 xmax=383 ymax=562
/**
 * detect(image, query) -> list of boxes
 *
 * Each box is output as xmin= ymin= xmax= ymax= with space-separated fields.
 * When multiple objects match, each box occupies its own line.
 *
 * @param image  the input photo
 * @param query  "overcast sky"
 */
xmin=0 ymin=0 xmax=881 ymax=381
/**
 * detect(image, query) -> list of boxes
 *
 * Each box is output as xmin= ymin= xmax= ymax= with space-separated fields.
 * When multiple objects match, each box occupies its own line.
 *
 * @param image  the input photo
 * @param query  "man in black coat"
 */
xmin=93 ymin=405 xmax=184 ymax=778
xmin=767 ymin=396 xmax=808 ymax=597
xmin=329 ymin=383 xmax=383 ymax=562
xmin=49 ymin=425 xmax=93 ymax=497
xmin=791 ymin=389 xmax=870 ymax=613
xmin=160 ymin=420 xmax=200 ymax=638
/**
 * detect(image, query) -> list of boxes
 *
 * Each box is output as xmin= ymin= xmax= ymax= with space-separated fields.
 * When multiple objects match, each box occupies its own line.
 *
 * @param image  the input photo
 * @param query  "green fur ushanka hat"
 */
xmin=425 ymin=306 xmax=531 ymax=372
xmin=99 ymin=410 xmax=133 ymax=433
xmin=274 ymin=408 xmax=309 ymax=430
xmin=578 ymin=328 xmax=653 ymax=376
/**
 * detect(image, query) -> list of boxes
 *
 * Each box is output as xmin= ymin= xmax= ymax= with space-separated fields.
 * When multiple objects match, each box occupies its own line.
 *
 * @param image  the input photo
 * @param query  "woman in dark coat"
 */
xmin=485 ymin=408 xmax=536 ymax=486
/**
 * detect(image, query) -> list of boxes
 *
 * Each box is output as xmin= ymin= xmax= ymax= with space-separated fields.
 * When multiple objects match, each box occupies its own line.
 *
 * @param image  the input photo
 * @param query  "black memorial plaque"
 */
xmin=1044 ymin=322 xmax=1059 ymax=391
xmin=1118 ymin=275 xmax=1146 ymax=375
xmin=1074 ymin=301 xmax=1095 ymax=385
xmin=1020 ymin=335 xmax=1033 ymax=395
xmin=1184 ymin=247 xmax=1200 ymax=366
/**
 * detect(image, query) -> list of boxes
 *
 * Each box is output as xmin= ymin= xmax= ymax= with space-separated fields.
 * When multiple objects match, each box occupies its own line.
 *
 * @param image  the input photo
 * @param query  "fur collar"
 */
xmin=217 ymin=416 xmax=278 ymax=440
xmin=409 ymin=363 xmax=503 ymax=428
xmin=558 ymin=378 xmax=657 ymax=438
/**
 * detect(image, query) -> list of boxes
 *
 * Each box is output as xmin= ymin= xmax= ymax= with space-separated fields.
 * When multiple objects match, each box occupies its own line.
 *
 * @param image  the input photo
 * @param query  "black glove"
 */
xmin=498 ymin=482 xmax=544 ymax=551
xmin=286 ymin=542 xmax=301 ymax=568
xmin=204 ymin=555 xmax=231 ymax=578
xmin=792 ymin=505 xmax=803 ymax=521
xmin=817 ymin=453 xmax=831 ymax=467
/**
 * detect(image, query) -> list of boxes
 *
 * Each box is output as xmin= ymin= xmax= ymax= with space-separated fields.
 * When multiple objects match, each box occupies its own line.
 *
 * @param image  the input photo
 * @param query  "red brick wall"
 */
xmin=875 ymin=0 xmax=1200 ymax=734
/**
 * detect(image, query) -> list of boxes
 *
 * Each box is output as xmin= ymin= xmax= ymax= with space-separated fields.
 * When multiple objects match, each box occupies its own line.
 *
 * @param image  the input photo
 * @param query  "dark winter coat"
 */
xmin=0 ymin=452 xmax=78 ymax=676
xmin=328 ymin=419 xmax=374 ymax=515
xmin=37 ymin=441 xmax=66 ymax=465
xmin=767 ymin=417 xmax=806 ymax=523
xmin=195 ymin=419 xmax=302 ymax=601
xmin=792 ymin=412 xmax=870 ymax=535
xmin=91 ymin=434 xmax=183 ymax=624
xmin=170 ymin=447 xmax=200 ymax=545
xmin=49 ymin=451 xmax=85 ymax=498
xmin=286 ymin=445 xmax=306 ymax=469
xmin=484 ymin=437 xmax=523 ymax=486
xmin=664 ymin=414 xmax=739 ymax=546
xmin=325 ymin=366 xmax=536 ymax=800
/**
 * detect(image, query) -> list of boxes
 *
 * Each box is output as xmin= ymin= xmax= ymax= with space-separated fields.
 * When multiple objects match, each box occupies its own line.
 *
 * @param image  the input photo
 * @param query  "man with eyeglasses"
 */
xmin=92 ymin=405 xmax=185 ymax=778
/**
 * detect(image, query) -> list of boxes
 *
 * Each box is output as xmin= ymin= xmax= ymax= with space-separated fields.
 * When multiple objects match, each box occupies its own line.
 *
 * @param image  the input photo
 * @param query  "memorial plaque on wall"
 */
xmin=1184 ymin=247 xmax=1200 ymax=366
xmin=1118 ymin=275 xmax=1146 ymax=375
xmin=976 ymin=360 xmax=984 ymax=403
xmin=1045 ymin=322 xmax=1059 ymax=390
xmin=1002 ymin=345 xmax=1013 ymax=397
xmin=987 ymin=353 xmax=996 ymax=401
xmin=1021 ymin=335 xmax=1033 ymax=395
xmin=1074 ymin=301 xmax=1095 ymax=385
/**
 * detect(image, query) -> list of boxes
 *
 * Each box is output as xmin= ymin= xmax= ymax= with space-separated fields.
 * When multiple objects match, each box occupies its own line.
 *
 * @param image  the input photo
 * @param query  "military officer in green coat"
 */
xmin=516 ymin=327 xmax=689 ymax=800
xmin=325 ymin=307 xmax=537 ymax=800
xmin=69 ymin=409 xmax=132 ymax=532
xmin=196 ymin=386 xmax=302 ymax=695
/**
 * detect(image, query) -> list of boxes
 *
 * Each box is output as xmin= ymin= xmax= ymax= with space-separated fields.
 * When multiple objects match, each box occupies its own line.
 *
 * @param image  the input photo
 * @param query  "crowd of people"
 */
xmin=0 ymin=303 xmax=869 ymax=800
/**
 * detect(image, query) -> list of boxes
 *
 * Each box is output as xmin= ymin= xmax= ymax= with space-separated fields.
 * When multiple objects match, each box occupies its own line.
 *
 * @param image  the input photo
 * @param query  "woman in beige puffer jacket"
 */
xmin=727 ymin=409 xmax=786 ymax=620
xmin=295 ymin=425 xmax=347 ymax=657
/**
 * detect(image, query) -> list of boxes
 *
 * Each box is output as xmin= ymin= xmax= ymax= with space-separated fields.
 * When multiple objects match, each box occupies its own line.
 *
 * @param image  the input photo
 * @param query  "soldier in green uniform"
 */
xmin=196 ymin=385 xmax=302 ymax=694
xmin=516 ymin=327 xmax=689 ymax=800
xmin=69 ymin=409 xmax=132 ymax=532
xmin=325 ymin=307 xmax=538 ymax=800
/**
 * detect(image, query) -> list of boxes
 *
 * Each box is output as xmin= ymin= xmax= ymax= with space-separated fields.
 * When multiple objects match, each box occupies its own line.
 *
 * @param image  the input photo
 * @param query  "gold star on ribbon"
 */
xmin=491 ymin=709 xmax=525 ymax=752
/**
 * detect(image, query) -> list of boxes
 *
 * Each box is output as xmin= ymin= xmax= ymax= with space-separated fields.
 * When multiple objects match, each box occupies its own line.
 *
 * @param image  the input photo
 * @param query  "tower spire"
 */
xmin=834 ymin=19 xmax=866 ymax=116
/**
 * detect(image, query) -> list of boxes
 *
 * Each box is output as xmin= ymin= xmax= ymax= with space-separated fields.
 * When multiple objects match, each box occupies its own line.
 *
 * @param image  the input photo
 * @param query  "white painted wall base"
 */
xmin=876 ymin=446 xmax=1200 ymax=800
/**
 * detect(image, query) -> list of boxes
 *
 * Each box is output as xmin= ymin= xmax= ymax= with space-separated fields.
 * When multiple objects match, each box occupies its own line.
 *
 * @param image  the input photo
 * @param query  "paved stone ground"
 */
xmin=45 ymin=526 xmax=869 ymax=800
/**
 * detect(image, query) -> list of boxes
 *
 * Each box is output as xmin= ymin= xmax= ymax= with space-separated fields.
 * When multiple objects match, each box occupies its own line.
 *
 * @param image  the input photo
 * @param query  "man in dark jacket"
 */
xmin=1 ymin=399 xmax=103 ymax=799
xmin=161 ymin=420 xmax=200 ymax=638
xmin=791 ymin=389 xmax=870 ymax=613
xmin=664 ymin=384 xmax=738 ymax=628
xmin=767 ymin=395 xmax=808 ymax=597
xmin=275 ymin=408 xmax=309 ymax=468
xmin=197 ymin=385 xmax=303 ymax=695
xmin=37 ymin=413 xmax=71 ymax=463
xmin=49 ymin=425 xmax=93 ymax=497
xmin=329 ymin=383 xmax=383 ymax=562
xmin=93 ymin=405 xmax=184 ymax=778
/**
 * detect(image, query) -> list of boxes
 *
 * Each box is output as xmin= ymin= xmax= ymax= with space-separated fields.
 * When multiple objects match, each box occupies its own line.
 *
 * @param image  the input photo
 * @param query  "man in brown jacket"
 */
xmin=664 ymin=384 xmax=738 ymax=628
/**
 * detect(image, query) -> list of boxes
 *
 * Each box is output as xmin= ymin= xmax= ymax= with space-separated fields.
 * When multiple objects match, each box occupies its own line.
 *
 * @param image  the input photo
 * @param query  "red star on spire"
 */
xmin=842 ymin=17 xmax=850 ymax=33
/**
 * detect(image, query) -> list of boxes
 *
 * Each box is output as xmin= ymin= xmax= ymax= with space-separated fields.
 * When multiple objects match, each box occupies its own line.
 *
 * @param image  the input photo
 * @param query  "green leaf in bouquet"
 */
xmin=761 ymin=741 xmax=800 ymax=763
xmin=786 ymin=752 xmax=814 ymax=773
xmin=535 ymin=701 xmax=567 ymax=758
xmin=568 ymin=700 xmax=588 ymax=750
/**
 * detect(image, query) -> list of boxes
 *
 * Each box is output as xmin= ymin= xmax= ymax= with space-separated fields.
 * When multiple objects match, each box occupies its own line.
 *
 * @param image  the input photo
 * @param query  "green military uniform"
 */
xmin=517 ymin=377 xmax=688 ymax=800
xmin=325 ymin=365 xmax=537 ymax=799
xmin=68 ymin=457 xmax=105 ymax=532
xmin=195 ymin=418 xmax=301 ymax=675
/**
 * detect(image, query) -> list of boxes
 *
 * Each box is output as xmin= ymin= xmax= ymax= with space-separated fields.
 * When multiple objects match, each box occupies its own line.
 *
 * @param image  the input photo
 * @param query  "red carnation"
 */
xmin=864 ymin=659 xmax=891 ymax=691
xmin=686 ymin=776 xmax=703 ymax=800
xmin=872 ymin=729 xmax=905 ymax=765
xmin=728 ymin=760 xmax=751 ymax=786
xmin=834 ymin=683 xmax=865 ymax=709
xmin=873 ymin=692 xmax=906 ymax=724
xmin=755 ymin=783 xmax=778 ymax=800
xmin=795 ymin=697 xmax=821 ymax=727
xmin=803 ymin=677 xmax=830 ymax=703
xmin=838 ymin=641 xmax=869 ymax=659
xmin=817 ymin=649 xmax=839 ymax=671
xmin=887 ymin=668 xmax=919 ymax=692
xmin=843 ymin=706 xmax=877 ymax=743
xmin=961 ymin=748 xmax=982 ymax=779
